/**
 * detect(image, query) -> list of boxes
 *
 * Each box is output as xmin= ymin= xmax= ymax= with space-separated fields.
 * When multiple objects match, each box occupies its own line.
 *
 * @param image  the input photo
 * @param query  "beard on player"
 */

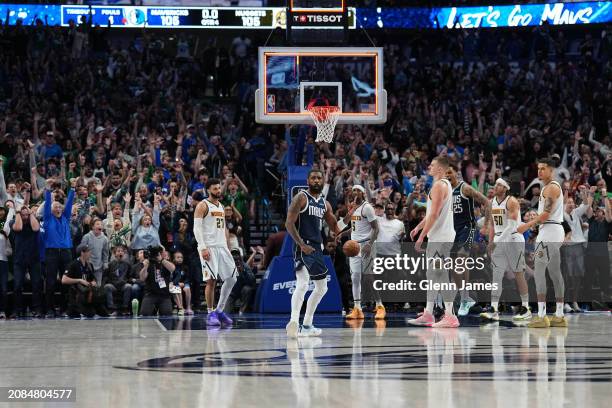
xmin=309 ymin=181 xmax=323 ymax=194
xmin=209 ymin=190 xmax=222 ymax=200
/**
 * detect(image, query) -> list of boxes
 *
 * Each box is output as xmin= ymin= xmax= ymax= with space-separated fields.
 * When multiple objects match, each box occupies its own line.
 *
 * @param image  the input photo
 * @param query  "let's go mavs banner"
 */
xmin=358 ymin=2 xmax=612 ymax=29
xmin=0 ymin=2 xmax=610 ymax=29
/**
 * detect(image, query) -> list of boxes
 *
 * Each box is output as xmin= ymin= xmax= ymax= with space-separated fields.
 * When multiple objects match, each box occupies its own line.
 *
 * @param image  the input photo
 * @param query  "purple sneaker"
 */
xmin=207 ymin=311 xmax=221 ymax=326
xmin=217 ymin=311 xmax=233 ymax=326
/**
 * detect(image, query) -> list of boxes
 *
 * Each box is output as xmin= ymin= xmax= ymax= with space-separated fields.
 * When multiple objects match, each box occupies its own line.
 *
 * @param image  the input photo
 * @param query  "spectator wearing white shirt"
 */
xmin=376 ymin=202 xmax=405 ymax=256
xmin=562 ymin=188 xmax=592 ymax=312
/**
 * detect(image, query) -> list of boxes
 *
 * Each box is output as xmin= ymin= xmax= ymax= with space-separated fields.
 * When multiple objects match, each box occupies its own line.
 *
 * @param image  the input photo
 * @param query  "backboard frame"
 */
xmin=289 ymin=0 xmax=345 ymax=13
xmin=299 ymin=81 xmax=342 ymax=113
xmin=255 ymin=47 xmax=387 ymax=125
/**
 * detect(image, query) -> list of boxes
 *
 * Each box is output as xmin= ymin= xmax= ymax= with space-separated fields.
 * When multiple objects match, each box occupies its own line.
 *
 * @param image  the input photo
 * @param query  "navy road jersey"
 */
xmin=294 ymin=190 xmax=329 ymax=280
xmin=297 ymin=190 xmax=327 ymax=245
xmin=452 ymin=181 xmax=476 ymax=230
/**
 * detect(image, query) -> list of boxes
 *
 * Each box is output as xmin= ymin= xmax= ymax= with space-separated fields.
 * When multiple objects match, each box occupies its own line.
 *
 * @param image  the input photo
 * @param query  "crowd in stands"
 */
xmin=0 ymin=12 xmax=610 ymax=318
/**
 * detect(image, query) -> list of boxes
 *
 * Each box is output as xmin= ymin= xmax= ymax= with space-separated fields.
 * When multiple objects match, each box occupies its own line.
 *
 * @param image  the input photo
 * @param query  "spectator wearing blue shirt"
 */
xmin=39 ymin=134 xmax=64 ymax=161
xmin=43 ymin=187 xmax=75 ymax=318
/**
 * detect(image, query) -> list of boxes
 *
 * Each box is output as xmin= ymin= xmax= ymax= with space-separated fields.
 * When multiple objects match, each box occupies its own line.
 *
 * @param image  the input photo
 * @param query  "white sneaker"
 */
xmin=513 ymin=306 xmax=532 ymax=320
xmin=563 ymin=303 xmax=573 ymax=314
xmin=480 ymin=310 xmax=500 ymax=321
xmin=458 ymin=298 xmax=476 ymax=316
xmin=298 ymin=325 xmax=322 ymax=337
xmin=286 ymin=321 xmax=299 ymax=338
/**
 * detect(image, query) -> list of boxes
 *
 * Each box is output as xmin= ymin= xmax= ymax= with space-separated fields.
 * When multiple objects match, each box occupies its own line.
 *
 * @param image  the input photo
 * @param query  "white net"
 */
xmin=307 ymin=106 xmax=341 ymax=143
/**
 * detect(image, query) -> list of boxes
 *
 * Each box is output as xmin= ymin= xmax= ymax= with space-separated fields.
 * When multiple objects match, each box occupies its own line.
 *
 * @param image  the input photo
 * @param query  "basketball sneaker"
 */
xmin=407 ymin=310 xmax=435 ymax=327
xmin=298 ymin=325 xmax=322 ymax=337
xmin=527 ymin=315 xmax=550 ymax=328
xmin=512 ymin=306 xmax=532 ymax=321
xmin=346 ymin=307 xmax=365 ymax=320
xmin=431 ymin=313 xmax=460 ymax=328
xmin=286 ymin=320 xmax=299 ymax=338
xmin=571 ymin=302 xmax=583 ymax=313
xmin=207 ymin=311 xmax=221 ymax=326
xmin=458 ymin=298 xmax=476 ymax=316
xmin=217 ymin=311 xmax=233 ymax=326
xmin=549 ymin=315 xmax=568 ymax=327
xmin=480 ymin=309 xmax=500 ymax=321
xmin=374 ymin=305 xmax=386 ymax=320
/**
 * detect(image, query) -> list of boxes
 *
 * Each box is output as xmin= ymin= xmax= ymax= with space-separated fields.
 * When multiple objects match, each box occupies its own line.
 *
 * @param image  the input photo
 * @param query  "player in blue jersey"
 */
xmin=447 ymin=164 xmax=492 ymax=316
xmin=285 ymin=169 xmax=346 ymax=338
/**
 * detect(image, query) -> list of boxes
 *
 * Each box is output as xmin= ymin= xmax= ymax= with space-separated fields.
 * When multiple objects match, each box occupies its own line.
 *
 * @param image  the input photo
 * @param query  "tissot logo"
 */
xmin=293 ymin=14 xmax=343 ymax=23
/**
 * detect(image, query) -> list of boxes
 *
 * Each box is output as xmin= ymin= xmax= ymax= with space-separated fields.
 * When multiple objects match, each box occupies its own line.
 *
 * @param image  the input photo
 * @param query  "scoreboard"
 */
xmin=60 ymin=5 xmax=356 ymax=29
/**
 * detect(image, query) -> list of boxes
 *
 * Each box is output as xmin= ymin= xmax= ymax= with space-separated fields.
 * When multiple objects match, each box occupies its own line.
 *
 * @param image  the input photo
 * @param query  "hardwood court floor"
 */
xmin=0 ymin=312 xmax=610 ymax=407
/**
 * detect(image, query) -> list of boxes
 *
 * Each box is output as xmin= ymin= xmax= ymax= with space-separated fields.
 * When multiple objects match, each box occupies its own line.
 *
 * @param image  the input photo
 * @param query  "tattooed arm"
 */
xmin=462 ymin=183 xmax=493 ymax=231
xmin=517 ymin=184 xmax=560 ymax=234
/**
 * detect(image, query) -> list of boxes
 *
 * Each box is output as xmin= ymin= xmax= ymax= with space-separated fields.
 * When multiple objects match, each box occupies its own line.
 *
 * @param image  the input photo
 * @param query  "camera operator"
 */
xmin=139 ymin=246 xmax=175 ymax=316
xmin=61 ymin=244 xmax=109 ymax=318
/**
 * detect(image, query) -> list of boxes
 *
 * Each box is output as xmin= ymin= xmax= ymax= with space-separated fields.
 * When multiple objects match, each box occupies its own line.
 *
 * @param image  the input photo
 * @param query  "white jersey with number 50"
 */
xmin=201 ymin=200 xmax=228 ymax=248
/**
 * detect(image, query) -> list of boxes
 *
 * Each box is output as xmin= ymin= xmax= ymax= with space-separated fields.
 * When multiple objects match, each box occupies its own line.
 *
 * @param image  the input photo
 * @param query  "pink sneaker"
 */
xmin=407 ymin=310 xmax=435 ymax=327
xmin=431 ymin=313 xmax=460 ymax=328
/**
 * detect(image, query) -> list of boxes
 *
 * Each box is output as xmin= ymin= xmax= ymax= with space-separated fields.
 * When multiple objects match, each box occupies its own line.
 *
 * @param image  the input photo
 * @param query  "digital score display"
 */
xmin=60 ymin=6 xmax=355 ymax=29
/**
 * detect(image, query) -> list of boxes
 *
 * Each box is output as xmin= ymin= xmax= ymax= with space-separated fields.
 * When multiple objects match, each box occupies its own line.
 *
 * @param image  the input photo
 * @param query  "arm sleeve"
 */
xmin=193 ymin=217 xmax=207 ymax=251
xmin=497 ymin=218 xmax=518 ymax=243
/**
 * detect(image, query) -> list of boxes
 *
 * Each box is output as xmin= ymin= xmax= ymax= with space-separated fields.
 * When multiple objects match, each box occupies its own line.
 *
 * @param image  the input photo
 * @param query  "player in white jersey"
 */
xmin=193 ymin=178 xmax=237 ymax=327
xmin=518 ymin=158 xmax=567 ymax=328
xmin=339 ymin=185 xmax=380 ymax=320
xmin=409 ymin=156 xmax=459 ymax=328
xmin=480 ymin=178 xmax=531 ymax=322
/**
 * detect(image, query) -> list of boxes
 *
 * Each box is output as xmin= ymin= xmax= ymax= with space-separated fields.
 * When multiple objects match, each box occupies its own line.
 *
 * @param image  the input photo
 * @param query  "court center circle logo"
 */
xmin=117 ymin=344 xmax=612 ymax=382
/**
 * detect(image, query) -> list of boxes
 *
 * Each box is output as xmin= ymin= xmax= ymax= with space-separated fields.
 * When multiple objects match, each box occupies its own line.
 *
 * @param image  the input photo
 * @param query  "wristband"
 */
xmin=337 ymin=219 xmax=348 ymax=231
xmin=198 ymin=245 xmax=208 ymax=252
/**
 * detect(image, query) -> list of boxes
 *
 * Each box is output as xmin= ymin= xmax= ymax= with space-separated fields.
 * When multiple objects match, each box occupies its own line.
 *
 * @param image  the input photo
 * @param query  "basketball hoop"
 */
xmin=307 ymin=104 xmax=341 ymax=143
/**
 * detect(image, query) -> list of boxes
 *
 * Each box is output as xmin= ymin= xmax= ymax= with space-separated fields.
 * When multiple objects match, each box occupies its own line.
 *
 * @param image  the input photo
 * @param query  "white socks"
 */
xmin=425 ymin=302 xmax=434 ymax=314
xmin=354 ymin=300 xmax=361 ymax=310
xmin=444 ymin=302 xmax=455 ymax=316
xmin=538 ymin=302 xmax=546 ymax=318
xmin=491 ymin=301 xmax=499 ymax=312
xmin=556 ymin=302 xmax=564 ymax=317
xmin=520 ymin=294 xmax=529 ymax=308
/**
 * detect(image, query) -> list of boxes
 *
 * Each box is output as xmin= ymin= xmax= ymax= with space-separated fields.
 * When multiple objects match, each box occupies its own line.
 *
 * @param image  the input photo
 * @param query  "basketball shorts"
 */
xmin=200 ymin=247 xmax=237 ymax=282
xmin=451 ymin=225 xmax=475 ymax=257
xmin=349 ymin=241 xmax=375 ymax=275
xmin=492 ymin=233 xmax=526 ymax=273
xmin=294 ymin=240 xmax=328 ymax=281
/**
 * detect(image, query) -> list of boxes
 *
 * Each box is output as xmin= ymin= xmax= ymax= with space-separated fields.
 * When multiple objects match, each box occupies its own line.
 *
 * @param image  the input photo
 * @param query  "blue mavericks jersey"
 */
xmin=297 ymin=190 xmax=327 ymax=244
xmin=452 ymin=181 xmax=475 ymax=230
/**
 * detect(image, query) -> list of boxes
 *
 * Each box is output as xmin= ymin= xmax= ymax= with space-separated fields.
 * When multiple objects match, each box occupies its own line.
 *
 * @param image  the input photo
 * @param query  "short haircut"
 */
xmin=538 ymin=157 xmax=556 ymax=168
xmin=308 ymin=169 xmax=324 ymax=178
xmin=448 ymin=162 xmax=459 ymax=172
xmin=433 ymin=155 xmax=450 ymax=169
xmin=206 ymin=178 xmax=221 ymax=189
